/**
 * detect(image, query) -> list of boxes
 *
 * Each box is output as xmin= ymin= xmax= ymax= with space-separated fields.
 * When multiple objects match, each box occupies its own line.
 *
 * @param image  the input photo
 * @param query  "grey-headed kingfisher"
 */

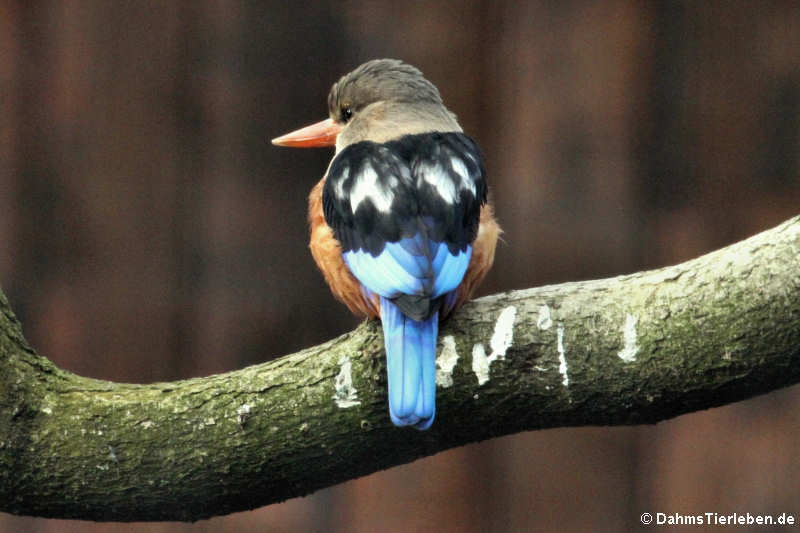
xmin=273 ymin=59 xmax=500 ymax=429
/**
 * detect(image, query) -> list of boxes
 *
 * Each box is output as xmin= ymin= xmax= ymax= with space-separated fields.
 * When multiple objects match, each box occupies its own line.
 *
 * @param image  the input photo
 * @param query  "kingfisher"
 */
xmin=273 ymin=59 xmax=500 ymax=429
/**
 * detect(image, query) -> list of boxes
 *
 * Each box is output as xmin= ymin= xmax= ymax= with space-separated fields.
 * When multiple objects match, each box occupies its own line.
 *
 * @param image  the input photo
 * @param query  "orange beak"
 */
xmin=271 ymin=118 xmax=342 ymax=148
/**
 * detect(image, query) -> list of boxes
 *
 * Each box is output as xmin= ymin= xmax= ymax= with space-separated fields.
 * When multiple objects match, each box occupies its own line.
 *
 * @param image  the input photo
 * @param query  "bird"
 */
xmin=272 ymin=59 xmax=500 ymax=429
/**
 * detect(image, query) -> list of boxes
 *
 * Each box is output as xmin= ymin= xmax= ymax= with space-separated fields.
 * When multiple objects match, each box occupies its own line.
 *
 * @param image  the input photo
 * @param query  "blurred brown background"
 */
xmin=1 ymin=1 xmax=799 ymax=532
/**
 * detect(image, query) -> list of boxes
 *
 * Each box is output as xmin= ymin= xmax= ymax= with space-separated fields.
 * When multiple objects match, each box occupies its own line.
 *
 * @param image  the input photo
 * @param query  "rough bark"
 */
xmin=0 ymin=215 xmax=798 ymax=522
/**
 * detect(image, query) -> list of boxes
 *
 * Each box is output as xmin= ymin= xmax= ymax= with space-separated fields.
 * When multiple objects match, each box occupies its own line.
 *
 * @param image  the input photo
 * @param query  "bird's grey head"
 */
xmin=327 ymin=59 xmax=461 ymax=150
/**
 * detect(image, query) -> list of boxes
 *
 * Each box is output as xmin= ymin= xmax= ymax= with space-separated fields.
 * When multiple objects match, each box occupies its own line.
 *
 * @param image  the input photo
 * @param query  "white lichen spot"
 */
xmin=617 ymin=313 xmax=639 ymax=362
xmin=332 ymin=355 xmax=361 ymax=408
xmin=204 ymin=417 xmax=215 ymax=426
xmin=557 ymin=325 xmax=569 ymax=387
xmin=41 ymin=407 xmax=52 ymax=415
xmin=436 ymin=335 xmax=459 ymax=387
xmin=490 ymin=306 xmax=517 ymax=359
xmin=472 ymin=343 xmax=490 ymax=385
xmin=236 ymin=403 xmax=252 ymax=425
xmin=472 ymin=307 xmax=517 ymax=386
xmin=537 ymin=304 xmax=553 ymax=330
xmin=141 ymin=420 xmax=154 ymax=429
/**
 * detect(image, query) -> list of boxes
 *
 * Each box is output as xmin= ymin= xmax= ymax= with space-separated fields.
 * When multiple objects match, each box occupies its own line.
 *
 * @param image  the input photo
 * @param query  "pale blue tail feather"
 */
xmin=380 ymin=296 xmax=438 ymax=430
xmin=343 ymin=238 xmax=472 ymax=430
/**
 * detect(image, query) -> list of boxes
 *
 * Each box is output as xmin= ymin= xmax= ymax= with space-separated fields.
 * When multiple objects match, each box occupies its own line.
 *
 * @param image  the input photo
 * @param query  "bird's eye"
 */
xmin=341 ymin=105 xmax=353 ymax=122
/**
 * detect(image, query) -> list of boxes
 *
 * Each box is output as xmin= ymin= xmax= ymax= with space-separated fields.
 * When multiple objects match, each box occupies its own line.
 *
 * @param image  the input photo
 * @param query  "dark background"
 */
xmin=2 ymin=2 xmax=799 ymax=532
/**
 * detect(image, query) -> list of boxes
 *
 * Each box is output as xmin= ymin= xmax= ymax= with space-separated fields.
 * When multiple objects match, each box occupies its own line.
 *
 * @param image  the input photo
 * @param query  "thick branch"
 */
xmin=1 ymin=215 xmax=798 ymax=522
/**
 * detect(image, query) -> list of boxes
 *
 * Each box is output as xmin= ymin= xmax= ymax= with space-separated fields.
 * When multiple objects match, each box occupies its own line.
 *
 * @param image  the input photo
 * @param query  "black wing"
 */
xmin=322 ymin=132 xmax=487 ymax=319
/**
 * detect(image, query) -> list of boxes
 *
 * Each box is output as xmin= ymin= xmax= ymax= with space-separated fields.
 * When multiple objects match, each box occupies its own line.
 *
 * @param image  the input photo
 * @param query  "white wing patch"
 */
xmin=417 ymin=157 xmax=476 ymax=205
xmin=418 ymin=161 xmax=457 ymax=203
xmin=349 ymin=164 xmax=397 ymax=213
xmin=450 ymin=157 xmax=477 ymax=196
xmin=333 ymin=163 xmax=349 ymax=199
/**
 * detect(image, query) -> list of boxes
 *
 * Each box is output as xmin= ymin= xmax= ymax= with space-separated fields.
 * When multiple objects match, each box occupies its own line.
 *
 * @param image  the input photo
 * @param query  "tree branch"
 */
xmin=1 ymin=215 xmax=798 ymax=522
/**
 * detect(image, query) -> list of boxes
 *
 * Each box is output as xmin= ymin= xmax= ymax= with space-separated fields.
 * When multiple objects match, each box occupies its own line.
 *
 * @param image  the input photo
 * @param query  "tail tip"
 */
xmin=390 ymin=408 xmax=435 ymax=431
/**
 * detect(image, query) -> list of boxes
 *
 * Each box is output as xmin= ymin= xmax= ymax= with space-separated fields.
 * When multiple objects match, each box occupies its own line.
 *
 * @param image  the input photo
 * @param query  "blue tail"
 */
xmin=379 ymin=296 xmax=438 ymax=430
